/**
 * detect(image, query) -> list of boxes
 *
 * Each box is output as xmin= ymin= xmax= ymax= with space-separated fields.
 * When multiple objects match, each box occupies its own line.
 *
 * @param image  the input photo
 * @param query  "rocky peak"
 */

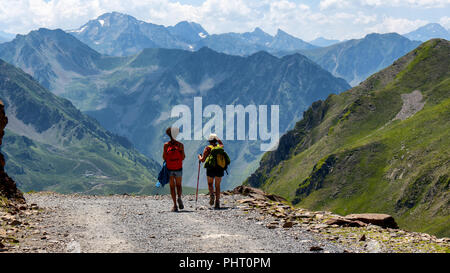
xmin=252 ymin=27 xmax=266 ymax=34
xmin=270 ymin=29 xmax=317 ymax=51
xmin=250 ymin=27 xmax=272 ymax=39
xmin=98 ymin=12 xmax=136 ymax=22
xmin=168 ymin=20 xmax=209 ymax=42
xmin=404 ymin=23 xmax=450 ymax=41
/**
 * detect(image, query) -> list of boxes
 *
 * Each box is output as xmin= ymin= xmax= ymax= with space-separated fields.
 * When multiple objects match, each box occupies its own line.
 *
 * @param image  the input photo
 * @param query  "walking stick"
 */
xmin=195 ymin=159 xmax=201 ymax=209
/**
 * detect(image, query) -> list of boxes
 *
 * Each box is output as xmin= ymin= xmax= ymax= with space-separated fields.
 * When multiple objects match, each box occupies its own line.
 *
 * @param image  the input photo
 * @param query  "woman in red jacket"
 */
xmin=163 ymin=127 xmax=185 ymax=212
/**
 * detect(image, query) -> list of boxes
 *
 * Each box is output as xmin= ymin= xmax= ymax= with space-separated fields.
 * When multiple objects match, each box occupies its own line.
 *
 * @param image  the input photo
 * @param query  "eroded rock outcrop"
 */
xmin=229 ymin=185 xmax=287 ymax=203
xmin=344 ymin=213 xmax=398 ymax=229
xmin=0 ymin=100 xmax=24 ymax=203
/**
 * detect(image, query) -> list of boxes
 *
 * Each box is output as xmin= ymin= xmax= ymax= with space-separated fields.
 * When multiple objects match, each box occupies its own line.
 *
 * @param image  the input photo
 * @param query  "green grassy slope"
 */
xmin=246 ymin=39 xmax=450 ymax=237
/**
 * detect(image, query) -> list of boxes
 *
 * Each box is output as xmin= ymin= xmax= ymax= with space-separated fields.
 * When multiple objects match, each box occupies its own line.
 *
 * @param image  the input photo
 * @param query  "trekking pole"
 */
xmin=195 ymin=158 xmax=201 ymax=210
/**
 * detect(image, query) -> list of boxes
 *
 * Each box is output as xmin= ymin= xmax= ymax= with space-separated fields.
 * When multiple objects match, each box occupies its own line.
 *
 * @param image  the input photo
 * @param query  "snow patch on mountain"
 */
xmin=70 ymin=25 xmax=87 ymax=33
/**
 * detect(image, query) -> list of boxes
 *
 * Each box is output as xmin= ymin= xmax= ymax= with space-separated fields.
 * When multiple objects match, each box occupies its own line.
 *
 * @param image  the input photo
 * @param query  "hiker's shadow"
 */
xmin=162 ymin=206 xmax=233 ymax=213
xmin=159 ymin=209 xmax=195 ymax=214
xmin=176 ymin=210 xmax=195 ymax=213
xmin=208 ymin=206 xmax=232 ymax=211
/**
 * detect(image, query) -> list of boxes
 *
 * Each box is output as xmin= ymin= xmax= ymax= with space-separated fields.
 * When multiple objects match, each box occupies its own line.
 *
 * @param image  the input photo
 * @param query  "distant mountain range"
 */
xmin=194 ymin=28 xmax=317 ymax=56
xmin=288 ymin=33 xmax=421 ymax=86
xmin=404 ymin=23 xmax=450 ymax=42
xmin=246 ymin=39 xmax=450 ymax=237
xmin=69 ymin=13 xmax=450 ymax=61
xmin=68 ymin=12 xmax=317 ymax=57
xmin=67 ymin=12 xmax=448 ymax=87
xmin=68 ymin=12 xmax=205 ymax=56
xmin=309 ymin=37 xmax=341 ymax=47
xmin=82 ymin=47 xmax=350 ymax=188
xmin=0 ymin=59 xmax=161 ymax=195
xmin=0 ymin=28 xmax=350 ymax=189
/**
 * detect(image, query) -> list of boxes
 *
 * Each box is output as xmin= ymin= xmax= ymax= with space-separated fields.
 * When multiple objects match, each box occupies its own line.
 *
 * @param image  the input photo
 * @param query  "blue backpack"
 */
xmin=156 ymin=161 xmax=169 ymax=187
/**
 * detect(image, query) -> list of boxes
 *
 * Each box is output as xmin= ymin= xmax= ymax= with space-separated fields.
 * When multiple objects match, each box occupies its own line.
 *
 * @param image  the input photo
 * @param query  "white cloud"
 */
xmin=0 ymin=0 xmax=104 ymax=33
xmin=334 ymin=12 xmax=354 ymax=20
xmin=361 ymin=0 xmax=450 ymax=8
xmin=319 ymin=0 xmax=350 ymax=10
xmin=0 ymin=0 xmax=447 ymax=41
xmin=354 ymin=12 xmax=377 ymax=25
xmin=319 ymin=0 xmax=450 ymax=9
xmin=0 ymin=0 xmax=211 ymax=33
xmin=366 ymin=16 xmax=429 ymax=34
xmin=440 ymin=16 xmax=450 ymax=29
xmin=0 ymin=0 xmax=302 ymax=36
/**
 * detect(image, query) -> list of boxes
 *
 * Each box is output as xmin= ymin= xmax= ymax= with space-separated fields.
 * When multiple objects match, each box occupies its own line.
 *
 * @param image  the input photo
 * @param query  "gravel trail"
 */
xmin=12 ymin=192 xmax=353 ymax=253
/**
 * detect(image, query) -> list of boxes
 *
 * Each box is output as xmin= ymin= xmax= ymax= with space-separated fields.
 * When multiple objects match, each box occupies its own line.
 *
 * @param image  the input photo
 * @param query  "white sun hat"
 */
xmin=208 ymin=133 xmax=218 ymax=141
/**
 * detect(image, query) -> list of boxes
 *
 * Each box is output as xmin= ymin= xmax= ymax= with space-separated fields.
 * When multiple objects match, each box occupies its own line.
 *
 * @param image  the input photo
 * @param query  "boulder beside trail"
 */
xmin=231 ymin=185 xmax=287 ymax=203
xmin=344 ymin=214 xmax=399 ymax=229
xmin=325 ymin=213 xmax=398 ymax=229
xmin=324 ymin=217 xmax=367 ymax=227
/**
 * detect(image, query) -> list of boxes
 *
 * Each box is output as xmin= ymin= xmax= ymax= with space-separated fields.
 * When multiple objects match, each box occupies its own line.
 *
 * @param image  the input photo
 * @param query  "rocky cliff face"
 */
xmin=0 ymin=100 xmax=24 ymax=202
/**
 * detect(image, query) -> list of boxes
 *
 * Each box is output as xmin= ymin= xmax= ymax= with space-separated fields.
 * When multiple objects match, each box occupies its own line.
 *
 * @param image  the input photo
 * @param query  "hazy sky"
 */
xmin=1 ymin=0 xmax=449 ymax=40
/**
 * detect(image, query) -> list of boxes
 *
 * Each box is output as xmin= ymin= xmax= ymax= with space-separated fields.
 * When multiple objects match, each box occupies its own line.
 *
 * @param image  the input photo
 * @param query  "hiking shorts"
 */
xmin=206 ymin=168 xmax=224 ymax=178
xmin=168 ymin=169 xmax=183 ymax=178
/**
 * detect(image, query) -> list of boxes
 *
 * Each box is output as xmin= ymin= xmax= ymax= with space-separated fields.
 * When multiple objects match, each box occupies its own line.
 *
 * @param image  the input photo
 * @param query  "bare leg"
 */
xmin=175 ymin=176 xmax=182 ymax=198
xmin=169 ymin=176 xmax=177 ymax=210
xmin=175 ymin=176 xmax=184 ymax=209
xmin=207 ymin=176 xmax=214 ymax=205
xmin=207 ymin=176 xmax=214 ymax=195
xmin=214 ymin=177 xmax=222 ymax=208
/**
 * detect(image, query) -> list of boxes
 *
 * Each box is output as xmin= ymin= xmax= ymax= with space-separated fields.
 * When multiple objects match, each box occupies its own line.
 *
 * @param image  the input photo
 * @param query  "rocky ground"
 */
xmin=0 ymin=187 xmax=449 ymax=253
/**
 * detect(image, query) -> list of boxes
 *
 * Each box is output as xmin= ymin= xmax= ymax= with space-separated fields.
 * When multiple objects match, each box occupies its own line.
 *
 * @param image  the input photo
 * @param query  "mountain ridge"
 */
xmin=404 ymin=23 xmax=450 ymax=42
xmin=69 ymin=12 xmax=317 ymax=57
xmin=0 ymin=28 xmax=102 ymax=92
xmin=290 ymin=32 xmax=422 ymax=86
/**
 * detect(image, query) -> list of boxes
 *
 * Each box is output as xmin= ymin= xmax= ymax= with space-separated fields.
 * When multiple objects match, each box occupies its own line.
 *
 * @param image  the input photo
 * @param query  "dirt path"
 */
xmin=5 ymin=192 xmax=351 ymax=253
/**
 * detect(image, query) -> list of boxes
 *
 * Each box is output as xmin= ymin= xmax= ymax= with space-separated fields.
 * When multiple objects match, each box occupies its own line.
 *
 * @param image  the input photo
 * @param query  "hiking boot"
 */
xmin=177 ymin=197 xmax=184 ymax=210
xmin=209 ymin=193 xmax=215 ymax=206
xmin=214 ymin=200 xmax=220 ymax=210
xmin=171 ymin=206 xmax=178 ymax=212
